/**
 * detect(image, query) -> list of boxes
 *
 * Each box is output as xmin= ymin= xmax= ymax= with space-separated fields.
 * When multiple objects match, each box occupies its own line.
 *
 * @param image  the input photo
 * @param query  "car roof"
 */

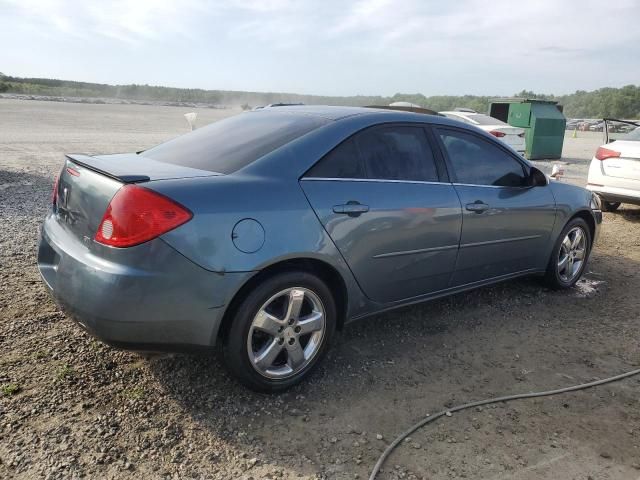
xmin=439 ymin=111 xmax=485 ymax=117
xmin=246 ymin=105 xmax=373 ymax=121
xmin=247 ymin=105 xmax=461 ymax=126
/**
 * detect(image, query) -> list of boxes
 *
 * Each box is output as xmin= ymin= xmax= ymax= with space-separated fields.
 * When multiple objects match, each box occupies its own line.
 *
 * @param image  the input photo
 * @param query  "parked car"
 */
xmin=579 ymin=120 xmax=598 ymax=131
xmin=566 ymin=119 xmax=581 ymax=130
xmin=38 ymin=106 xmax=602 ymax=391
xmin=439 ymin=110 xmax=526 ymax=154
xmin=587 ymin=119 xmax=640 ymax=211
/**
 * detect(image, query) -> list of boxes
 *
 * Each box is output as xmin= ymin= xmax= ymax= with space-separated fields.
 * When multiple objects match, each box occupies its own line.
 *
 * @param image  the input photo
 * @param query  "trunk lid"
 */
xmin=483 ymin=126 xmax=525 ymax=149
xmin=601 ymin=140 xmax=640 ymax=182
xmin=54 ymin=153 xmax=219 ymax=242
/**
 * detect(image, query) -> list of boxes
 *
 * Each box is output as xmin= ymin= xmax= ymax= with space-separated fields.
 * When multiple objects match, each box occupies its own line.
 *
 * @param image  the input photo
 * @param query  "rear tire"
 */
xmin=602 ymin=201 xmax=621 ymax=212
xmin=222 ymin=271 xmax=336 ymax=392
xmin=544 ymin=218 xmax=592 ymax=289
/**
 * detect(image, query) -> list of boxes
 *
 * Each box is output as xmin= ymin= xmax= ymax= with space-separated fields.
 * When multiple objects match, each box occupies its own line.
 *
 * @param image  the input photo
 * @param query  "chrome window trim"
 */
xmin=452 ymin=182 xmax=532 ymax=189
xmin=300 ymin=177 xmax=451 ymax=186
xmin=372 ymin=244 xmax=458 ymax=259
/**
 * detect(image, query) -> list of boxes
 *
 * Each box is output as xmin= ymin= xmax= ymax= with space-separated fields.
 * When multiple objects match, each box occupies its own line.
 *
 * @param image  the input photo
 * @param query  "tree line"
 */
xmin=1 ymin=73 xmax=638 ymax=119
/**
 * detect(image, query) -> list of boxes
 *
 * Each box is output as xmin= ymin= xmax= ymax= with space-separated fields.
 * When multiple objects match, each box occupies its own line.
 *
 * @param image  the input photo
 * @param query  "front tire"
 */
xmin=544 ymin=218 xmax=592 ymax=289
xmin=222 ymin=271 xmax=336 ymax=392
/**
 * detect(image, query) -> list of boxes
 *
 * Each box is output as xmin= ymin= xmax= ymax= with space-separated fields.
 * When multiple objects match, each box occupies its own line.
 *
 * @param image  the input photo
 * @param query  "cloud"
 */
xmin=2 ymin=0 xmax=206 ymax=44
xmin=0 ymin=0 xmax=638 ymax=95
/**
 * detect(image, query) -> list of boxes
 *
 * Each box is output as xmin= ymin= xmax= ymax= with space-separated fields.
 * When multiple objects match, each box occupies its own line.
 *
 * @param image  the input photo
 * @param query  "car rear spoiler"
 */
xmin=66 ymin=154 xmax=151 ymax=184
xmin=65 ymin=153 xmax=221 ymax=183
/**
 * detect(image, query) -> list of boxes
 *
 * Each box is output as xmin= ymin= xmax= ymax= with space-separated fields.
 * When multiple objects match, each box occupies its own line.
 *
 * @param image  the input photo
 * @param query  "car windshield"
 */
xmin=142 ymin=112 xmax=330 ymax=173
xmin=465 ymin=114 xmax=507 ymax=126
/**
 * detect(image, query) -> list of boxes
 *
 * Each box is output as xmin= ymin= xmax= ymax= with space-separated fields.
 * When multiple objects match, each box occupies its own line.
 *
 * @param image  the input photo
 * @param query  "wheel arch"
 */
xmin=217 ymin=257 xmax=349 ymax=342
xmin=569 ymin=209 xmax=596 ymax=243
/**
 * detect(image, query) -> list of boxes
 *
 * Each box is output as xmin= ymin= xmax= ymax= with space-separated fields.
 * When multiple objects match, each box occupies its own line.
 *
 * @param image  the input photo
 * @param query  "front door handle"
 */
xmin=333 ymin=201 xmax=369 ymax=217
xmin=465 ymin=201 xmax=489 ymax=213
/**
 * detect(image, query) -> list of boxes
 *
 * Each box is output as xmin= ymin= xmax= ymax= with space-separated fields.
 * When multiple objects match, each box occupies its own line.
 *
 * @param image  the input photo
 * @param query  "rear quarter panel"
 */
xmin=148 ymin=175 xmax=370 ymax=318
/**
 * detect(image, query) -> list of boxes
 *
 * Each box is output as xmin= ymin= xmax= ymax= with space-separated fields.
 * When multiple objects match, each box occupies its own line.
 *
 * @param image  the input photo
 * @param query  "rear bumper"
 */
xmin=586 ymin=184 xmax=640 ymax=206
xmin=38 ymin=213 xmax=253 ymax=350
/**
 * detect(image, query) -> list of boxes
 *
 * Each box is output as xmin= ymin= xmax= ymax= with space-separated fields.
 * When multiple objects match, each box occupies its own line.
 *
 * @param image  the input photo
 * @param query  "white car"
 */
xmin=439 ymin=110 xmax=526 ymax=154
xmin=587 ymin=121 xmax=640 ymax=211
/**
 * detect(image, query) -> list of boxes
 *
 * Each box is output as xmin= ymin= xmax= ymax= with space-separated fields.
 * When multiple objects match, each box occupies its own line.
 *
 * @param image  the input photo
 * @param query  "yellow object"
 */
xmin=573 ymin=127 xmax=577 ymax=138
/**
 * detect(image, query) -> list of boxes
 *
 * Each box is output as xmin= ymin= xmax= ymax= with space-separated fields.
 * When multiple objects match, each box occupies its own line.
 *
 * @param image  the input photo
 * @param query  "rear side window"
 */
xmin=465 ymin=114 xmax=506 ymax=126
xmin=306 ymin=125 xmax=439 ymax=182
xmin=304 ymin=138 xmax=365 ymax=178
xmin=437 ymin=128 xmax=527 ymax=187
xmin=625 ymin=127 xmax=640 ymax=141
xmin=142 ymin=112 xmax=330 ymax=174
xmin=444 ymin=113 xmax=472 ymax=124
xmin=357 ymin=126 xmax=438 ymax=181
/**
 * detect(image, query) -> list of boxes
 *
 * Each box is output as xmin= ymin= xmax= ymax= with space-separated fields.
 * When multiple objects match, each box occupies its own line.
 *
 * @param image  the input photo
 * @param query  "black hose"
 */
xmin=369 ymin=367 xmax=640 ymax=480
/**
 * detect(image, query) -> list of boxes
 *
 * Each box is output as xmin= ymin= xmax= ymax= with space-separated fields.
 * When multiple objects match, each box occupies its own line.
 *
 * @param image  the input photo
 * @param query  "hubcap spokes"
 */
xmin=248 ymin=288 xmax=325 ymax=379
xmin=557 ymin=227 xmax=587 ymax=282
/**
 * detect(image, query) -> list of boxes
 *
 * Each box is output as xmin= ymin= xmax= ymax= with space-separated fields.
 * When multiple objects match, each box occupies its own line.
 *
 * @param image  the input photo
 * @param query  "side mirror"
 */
xmin=528 ymin=166 xmax=548 ymax=187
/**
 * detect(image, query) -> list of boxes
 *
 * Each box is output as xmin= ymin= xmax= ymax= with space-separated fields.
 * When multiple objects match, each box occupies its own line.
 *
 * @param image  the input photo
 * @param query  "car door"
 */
xmin=434 ymin=127 xmax=557 ymax=285
xmin=300 ymin=124 xmax=462 ymax=304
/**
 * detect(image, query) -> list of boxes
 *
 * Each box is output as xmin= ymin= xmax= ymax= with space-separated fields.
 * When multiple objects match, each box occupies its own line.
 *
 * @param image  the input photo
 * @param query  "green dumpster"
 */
xmin=489 ymin=99 xmax=566 ymax=160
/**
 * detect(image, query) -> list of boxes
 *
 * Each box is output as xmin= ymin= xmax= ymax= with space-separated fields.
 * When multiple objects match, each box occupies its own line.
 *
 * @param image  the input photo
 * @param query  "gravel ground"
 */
xmin=1 ymin=99 xmax=639 ymax=480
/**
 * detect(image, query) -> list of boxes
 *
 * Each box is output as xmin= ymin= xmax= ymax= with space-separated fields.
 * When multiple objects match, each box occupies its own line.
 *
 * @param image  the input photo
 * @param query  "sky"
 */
xmin=1 ymin=0 xmax=639 ymax=97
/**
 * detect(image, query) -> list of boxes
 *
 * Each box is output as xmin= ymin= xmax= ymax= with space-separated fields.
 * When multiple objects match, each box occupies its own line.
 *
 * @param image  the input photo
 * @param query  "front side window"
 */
xmin=306 ymin=125 xmax=439 ymax=182
xmin=437 ymin=128 xmax=527 ymax=187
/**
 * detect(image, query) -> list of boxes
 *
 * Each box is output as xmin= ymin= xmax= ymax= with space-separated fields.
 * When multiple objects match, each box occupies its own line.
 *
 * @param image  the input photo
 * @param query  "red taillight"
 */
xmin=95 ymin=185 xmax=192 ymax=247
xmin=52 ymin=174 xmax=60 ymax=206
xmin=595 ymin=146 xmax=620 ymax=161
xmin=489 ymin=130 xmax=506 ymax=138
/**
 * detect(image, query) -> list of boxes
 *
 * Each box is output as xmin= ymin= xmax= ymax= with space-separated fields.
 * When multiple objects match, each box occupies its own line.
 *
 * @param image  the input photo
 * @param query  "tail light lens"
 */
xmin=595 ymin=147 xmax=620 ymax=161
xmin=95 ymin=185 xmax=192 ymax=247
xmin=489 ymin=130 xmax=506 ymax=138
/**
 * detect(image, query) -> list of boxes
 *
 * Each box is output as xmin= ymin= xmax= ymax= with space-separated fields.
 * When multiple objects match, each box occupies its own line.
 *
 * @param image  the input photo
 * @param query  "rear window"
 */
xmin=466 ymin=114 xmax=506 ymax=126
xmin=624 ymin=127 xmax=640 ymax=141
xmin=141 ymin=112 xmax=330 ymax=173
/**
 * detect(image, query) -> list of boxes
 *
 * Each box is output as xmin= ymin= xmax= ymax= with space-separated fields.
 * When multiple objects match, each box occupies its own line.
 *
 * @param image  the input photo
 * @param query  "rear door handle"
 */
xmin=333 ymin=202 xmax=369 ymax=217
xmin=465 ymin=201 xmax=489 ymax=213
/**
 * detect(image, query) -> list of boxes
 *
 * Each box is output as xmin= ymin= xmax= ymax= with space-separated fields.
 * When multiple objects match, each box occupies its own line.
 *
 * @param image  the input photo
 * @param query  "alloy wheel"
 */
xmin=247 ymin=287 xmax=326 ymax=379
xmin=557 ymin=226 xmax=587 ymax=283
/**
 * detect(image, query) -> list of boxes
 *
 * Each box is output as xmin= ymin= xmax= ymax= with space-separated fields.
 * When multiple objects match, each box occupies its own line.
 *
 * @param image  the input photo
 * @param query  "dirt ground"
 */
xmin=1 ymin=98 xmax=639 ymax=480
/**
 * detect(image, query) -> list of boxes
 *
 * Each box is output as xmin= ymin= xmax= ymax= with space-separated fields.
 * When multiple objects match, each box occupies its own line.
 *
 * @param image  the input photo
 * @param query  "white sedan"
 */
xmin=587 ymin=121 xmax=640 ymax=211
xmin=439 ymin=110 xmax=526 ymax=154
